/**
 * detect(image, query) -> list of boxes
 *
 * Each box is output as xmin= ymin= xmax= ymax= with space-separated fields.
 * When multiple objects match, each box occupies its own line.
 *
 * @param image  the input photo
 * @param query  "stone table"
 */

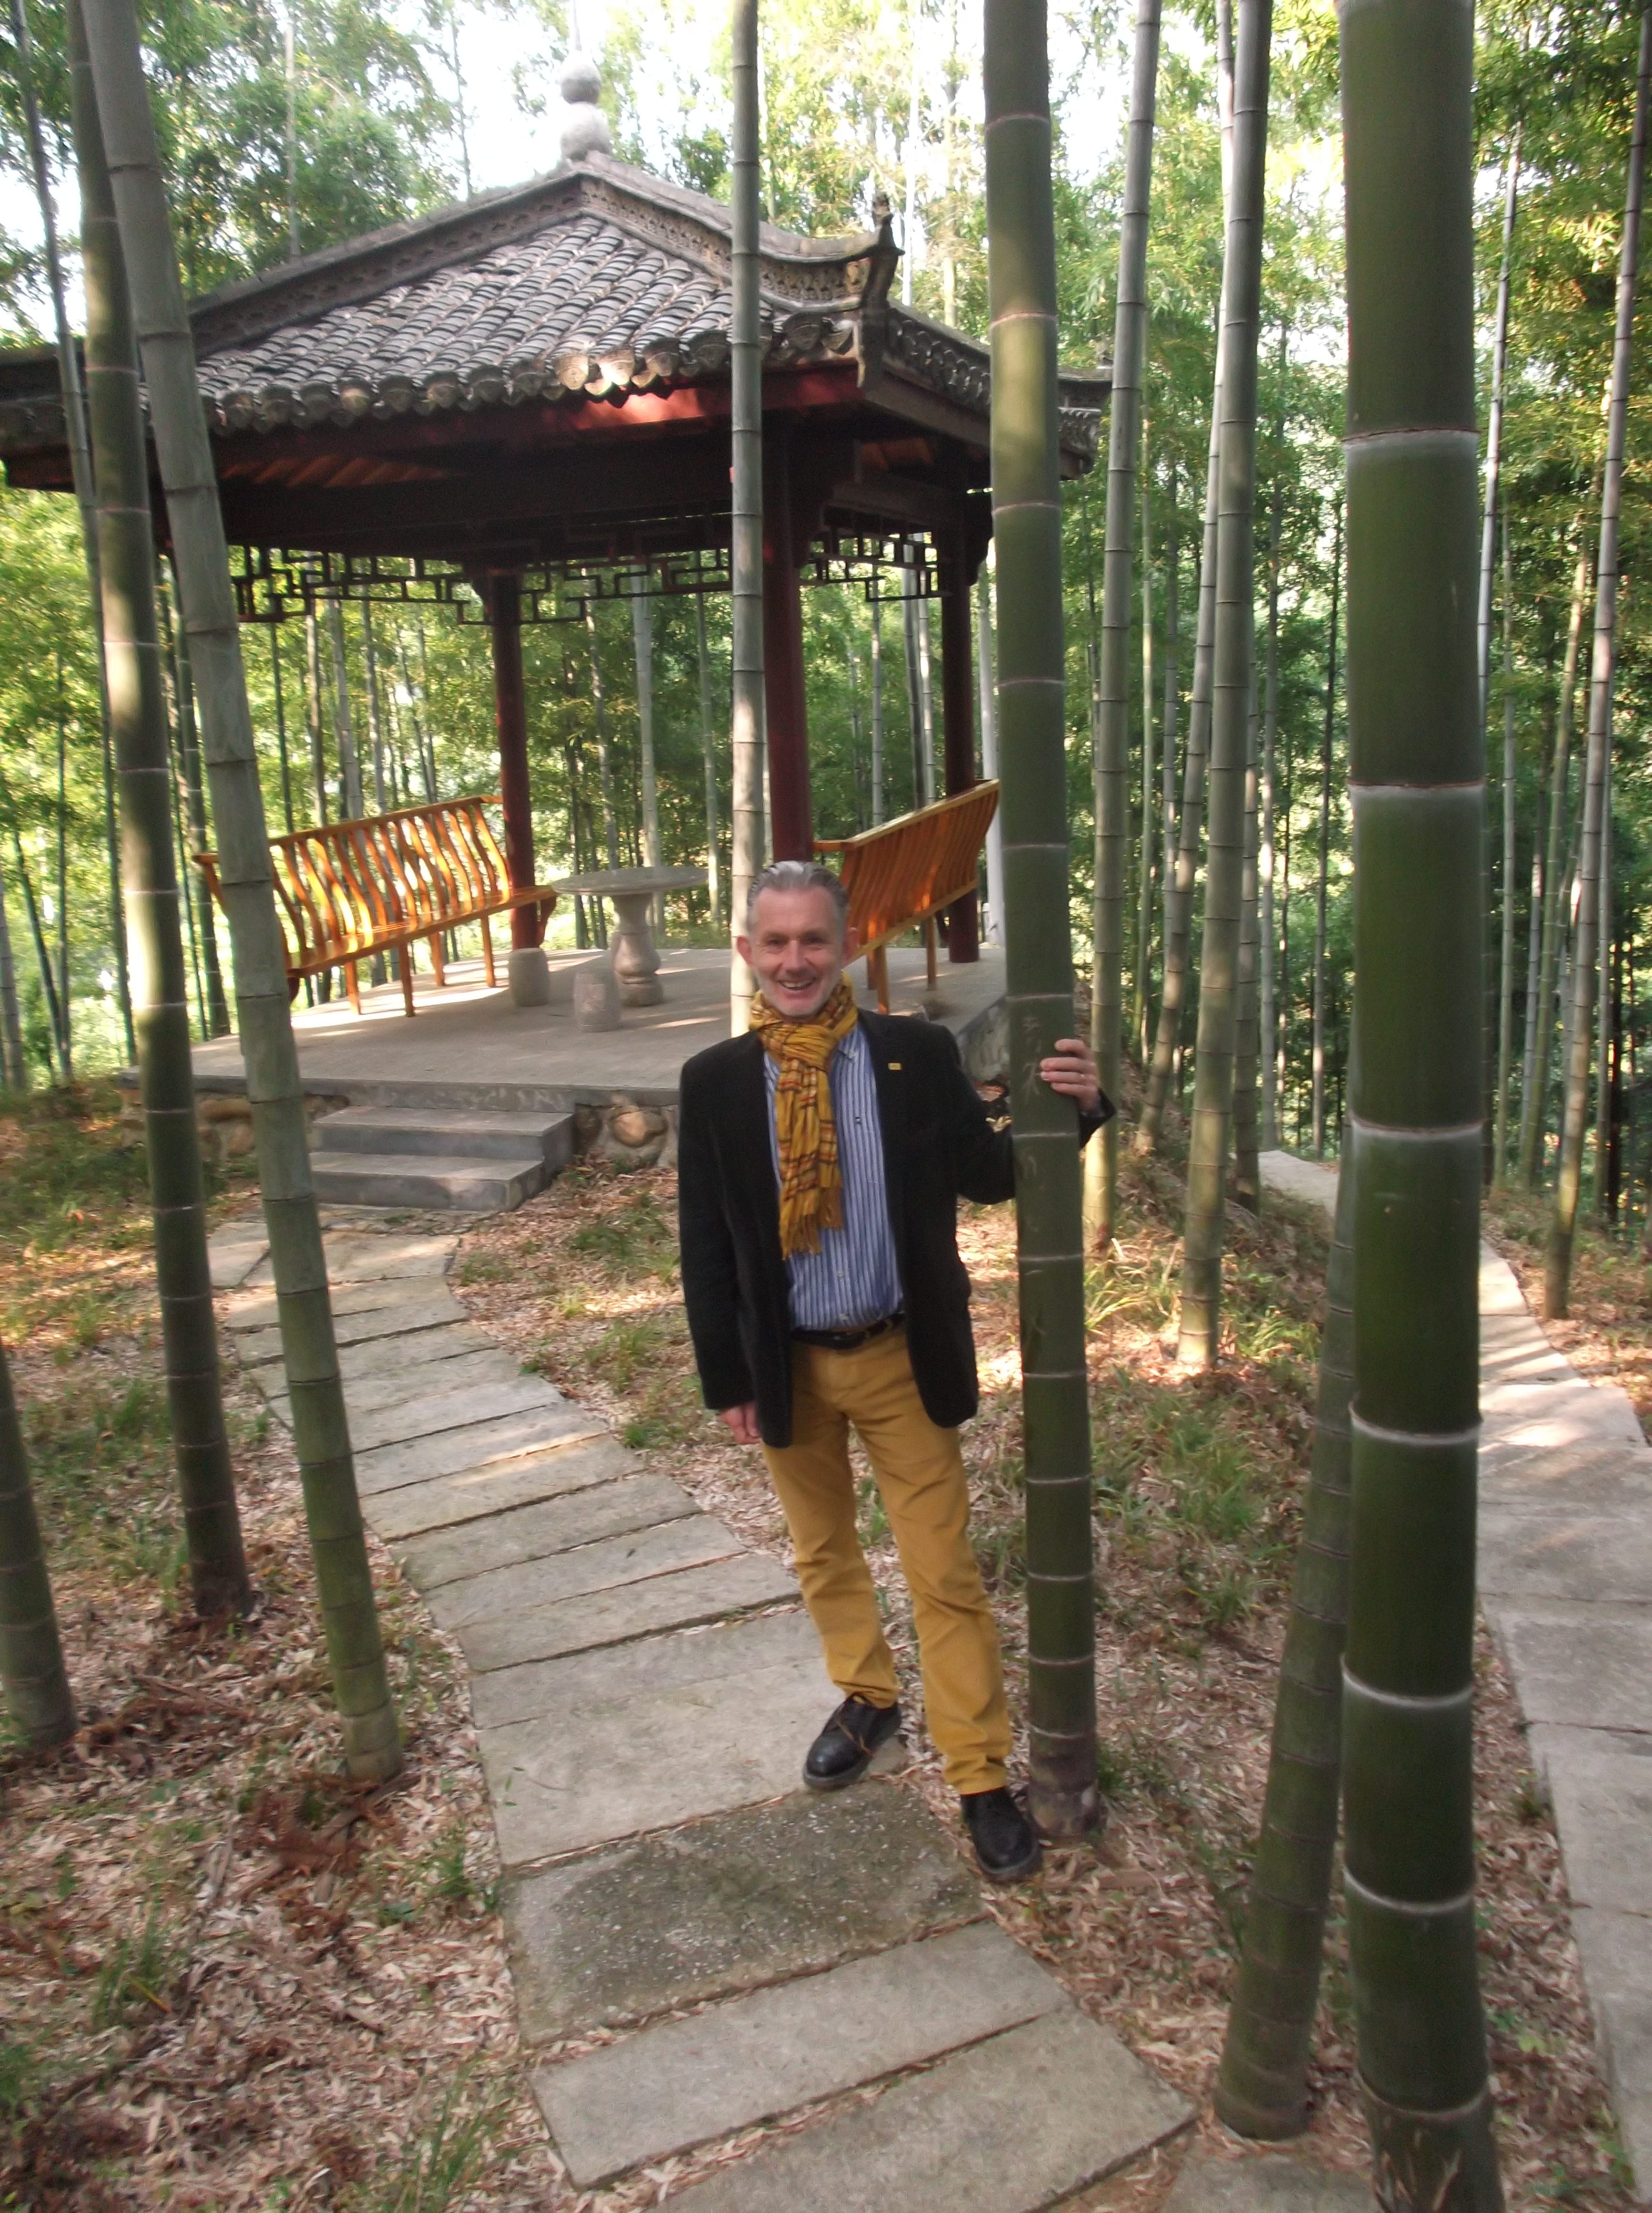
xmin=552 ymin=867 xmax=708 ymax=1007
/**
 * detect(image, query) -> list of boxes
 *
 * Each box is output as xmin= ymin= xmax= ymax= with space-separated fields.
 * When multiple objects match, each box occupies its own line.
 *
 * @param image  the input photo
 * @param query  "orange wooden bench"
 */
xmin=815 ymin=782 xmax=999 ymax=1011
xmin=195 ymin=795 xmax=558 ymax=1017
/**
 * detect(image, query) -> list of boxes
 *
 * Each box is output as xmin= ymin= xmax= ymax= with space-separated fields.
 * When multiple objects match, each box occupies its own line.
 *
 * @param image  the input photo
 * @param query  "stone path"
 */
xmin=209 ymin=1214 xmax=1191 ymax=2205
xmin=1260 ymin=1150 xmax=1652 ymax=2204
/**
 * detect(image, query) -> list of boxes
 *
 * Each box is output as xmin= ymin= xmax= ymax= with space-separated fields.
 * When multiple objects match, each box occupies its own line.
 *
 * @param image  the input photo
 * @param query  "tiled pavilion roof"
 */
xmin=0 ymin=151 xmax=1107 ymax=463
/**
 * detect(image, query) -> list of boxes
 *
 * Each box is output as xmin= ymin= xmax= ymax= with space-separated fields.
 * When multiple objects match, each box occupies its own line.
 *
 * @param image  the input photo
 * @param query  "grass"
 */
xmin=91 ymin=1907 xmax=188 ymax=2029
xmin=345 ymin=2068 xmax=502 ymax=2213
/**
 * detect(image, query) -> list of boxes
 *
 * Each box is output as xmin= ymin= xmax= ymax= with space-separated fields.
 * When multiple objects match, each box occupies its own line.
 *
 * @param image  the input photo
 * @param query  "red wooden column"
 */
xmin=485 ymin=570 xmax=540 ymax=950
xmin=938 ymin=523 xmax=981 ymax=963
xmin=763 ymin=442 xmax=814 ymax=861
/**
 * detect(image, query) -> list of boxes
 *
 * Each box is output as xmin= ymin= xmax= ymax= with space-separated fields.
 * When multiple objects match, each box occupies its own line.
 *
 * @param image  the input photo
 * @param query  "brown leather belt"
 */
xmin=791 ymin=1313 xmax=904 ymax=1354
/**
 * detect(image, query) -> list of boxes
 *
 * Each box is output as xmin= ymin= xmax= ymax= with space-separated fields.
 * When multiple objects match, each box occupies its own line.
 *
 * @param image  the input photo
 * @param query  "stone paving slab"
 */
xmin=1478 ymin=1512 xmax=1652 ymax=1604
xmin=354 ymin=1405 xmax=608 ymax=1495
xmin=1482 ymin=1442 xmax=1652 ymax=1516
xmin=225 ymin=1274 xmax=459 ymax=1329
xmin=1536 ymin=1736 xmax=1652 ymax=1916
xmin=478 ymin=1610 xmax=830 ymax=1865
xmin=655 ymin=2008 xmax=1192 ymax=2213
xmin=1163 ymin=2155 xmax=1372 ymax=2210
xmin=532 ymin=1920 xmax=1065 ymax=2187
xmin=506 ymin=1783 xmax=982 ymax=2044
xmin=233 ymin=1291 xmax=468 ymax=1362
xmin=323 ymin=1373 xmax=564 ymax=1454
xmin=460 ymin=1551 xmax=796 ymax=1675
xmin=1481 ymin=1376 xmax=1646 ymax=1453
xmin=209 ymin=1233 xmax=269 ymax=1289
xmin=437 ymin=1511 xmax=744 ymax=1640
xmin=1485 ymin=1603 xmax=1652 ymax=1734
xmin=395 ymin=1473 xmax=698 ymax=1589
xmin=269 ymin=1348 xmax=523 ymax=1424
xmin=244 ymin=1231 xmax=455 ymax=1286
xmin=364 ymin=1436 xmax=643 ymax=1542
xmin=1573 ymin=1910 xmax=1652 ymax=2194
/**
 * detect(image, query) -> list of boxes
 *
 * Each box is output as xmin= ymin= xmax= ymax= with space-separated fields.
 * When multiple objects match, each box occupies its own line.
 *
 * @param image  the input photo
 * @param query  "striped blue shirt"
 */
xmin=764 ymin=1020 xmax=902 ymax=1330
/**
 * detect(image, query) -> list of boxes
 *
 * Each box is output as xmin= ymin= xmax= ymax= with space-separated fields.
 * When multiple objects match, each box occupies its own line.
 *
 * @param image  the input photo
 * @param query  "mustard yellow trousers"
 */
xmin=760 ymin=1328 xmax=1010 ymax=1793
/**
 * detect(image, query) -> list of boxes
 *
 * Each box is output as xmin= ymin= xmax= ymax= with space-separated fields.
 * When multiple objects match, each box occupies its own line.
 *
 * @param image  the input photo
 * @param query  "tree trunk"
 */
xmin=83 ymin=0 xmax=401 ymax=1778
xmin=977 ymin=566 xmax=1004 ymax=944
xmin=1136 ymin=0 xmax=1233 ymax=1156
xmin=633 ymin=589 xmax=663 ymax=931
xmin=1339 ymin=0 xmax=1504 ymax=2197
xmin=1520 ymin=523 xmax=1591 ymax=1185
xmin=0 ymin=857 xmax=24 ymax=1089
xmin=303 ymin=600 xmax=330 ymax=826
xmin=694 ymin=594 xmax=723 ymax=924
xmin=1162 ymin=458 xmax=1179 ymax=883
xmin=984 ymin=0 xmax=1098 ymax=1839
xmin=1261 ymin=469 xmax=1282 ymax=1148
xmin=0 ymin=1336 xmax=76 ymax=1748
xmin=73 ymin=0 xmax=252 ymax=1621
xmin=1475 ymin=130 xmax=1522 ymax=729
xmin=1135 ymin=446 xmax=1157 ymax=1063
xmin=1312 ymin=499 xmax=1341 ymax=1159
xmin=6 ymin=811 xmax=69 ymax=1079
xmin=1593 ymin=751 xmax=1613 ymax=1221
xmin=11 ymin=0 xmax=134 ymax=1067
xmin=584 ymin=603 xmax=620 ymax=872
xmin=362 ymin=601 xmax=388 ymax=812
xmin=729 ymin=0 xmax=765 ymax=1030
xmin=168 ymin=567 xmax=231 ymax=1034
xmin=1091 ymin=0 xmax=1162 ymax=1244
xmin=1217 ymin=1152 xmax=1353 ymax=2135
xmin=1494 ymin=520 xmax=1517 ymax=1183
xmin=1232 ymin=658 xmax=1261 ymax=1212
xmin=1516 ymin=681 xmax=1549 ymax=1180
xmin=1547 ymin=7 xmax=1650 ymax=1318
xmin=327 ymin=599 xmax=364 ymax=821
xmin=870 ymin=595 xmax=885 ymax=828
xmin=1176 ymin=0 xmax=1270 ymax=1371
xmin=54 ymin=662 xmax=73 ymax=1077
xmin=270 ymin=625 xmax=297 ymax=835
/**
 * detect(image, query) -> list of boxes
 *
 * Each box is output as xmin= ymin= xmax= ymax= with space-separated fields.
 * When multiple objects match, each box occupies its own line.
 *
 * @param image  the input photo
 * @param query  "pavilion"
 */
xmin=0 ymin=60 xmax=1107 ymax=1002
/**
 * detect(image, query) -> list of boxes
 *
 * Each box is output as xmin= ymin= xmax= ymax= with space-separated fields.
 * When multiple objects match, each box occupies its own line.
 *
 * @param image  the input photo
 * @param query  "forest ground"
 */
xmin=0 ymin=1079 xmax=1640 ymax=2211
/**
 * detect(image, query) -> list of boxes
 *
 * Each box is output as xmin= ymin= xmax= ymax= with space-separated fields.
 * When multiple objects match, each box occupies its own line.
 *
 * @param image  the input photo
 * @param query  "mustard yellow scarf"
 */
xmin=751 ymin=977 xmax=860 ymax=1258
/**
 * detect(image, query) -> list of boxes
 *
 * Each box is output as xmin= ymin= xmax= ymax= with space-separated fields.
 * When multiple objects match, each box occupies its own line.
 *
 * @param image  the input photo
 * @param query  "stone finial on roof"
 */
xmin=559 ymin=51 xmax=612 ymax=161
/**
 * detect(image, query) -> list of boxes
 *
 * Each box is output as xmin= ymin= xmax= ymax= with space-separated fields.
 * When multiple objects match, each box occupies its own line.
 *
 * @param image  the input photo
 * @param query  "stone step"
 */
xmin=310 ymin=1149 xmax=549 ymax=1213
xmin=312 ymin=1104 xmax=574 ymax=1168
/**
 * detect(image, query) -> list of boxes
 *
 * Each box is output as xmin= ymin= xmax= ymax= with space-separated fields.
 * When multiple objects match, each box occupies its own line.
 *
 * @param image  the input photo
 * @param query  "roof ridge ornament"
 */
xmin=559 ymin=51 xmax=612 ymax=162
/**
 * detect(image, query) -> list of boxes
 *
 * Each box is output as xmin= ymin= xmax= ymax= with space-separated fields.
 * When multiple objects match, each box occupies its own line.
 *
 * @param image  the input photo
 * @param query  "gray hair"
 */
xmin=745 ymin=860 xmax=850 ymax=937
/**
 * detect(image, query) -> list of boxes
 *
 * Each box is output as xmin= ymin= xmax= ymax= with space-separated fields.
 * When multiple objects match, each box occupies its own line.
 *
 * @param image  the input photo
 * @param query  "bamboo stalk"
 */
xmin=1547 ymin=7 xmax=1650 ymax=1317
xmin=1340 ymin=0 xmax=1502 ymax=2195
xmin=0 ymin=856 xmax=24 ymax=1089
xmin=1177 ymin=0 xmax=1271 ymax=1372
xmin=1493 ymin=519 xmax=1516 ymax=1184
xmin=168 ymin=563 xmax=231 ymax=1035
xmin=729 ymin=0 xmax=765 ymax=1030
xmin=10 ymin=0 xmax=134 ymax=1067
xmin=1092 ymin=0 xmax=1162 ymax=1245
xmin=1232 ymin=649 xmax=1261 ymax=1212
xmin=978 ymin=563 xmax=1004 ymax=945
xmin=0 ymin=1336 xmax=76 ymax=1748
xmin=985 ymin=0 xmax=1097 ymax=1838
xmin=1136 ymin=0 xmax=1233 ymax=1156
xmin=327 ymin=598 xmax=364 ymax=821
xmin=1312 ymin=499 xmax=1341 ymax=1160
xmin=1217 ymin=1153 xmax=1353 ymax=2134
xmin=72 ymin=0 xmax=252 ymax=1621
xmin=694 ymin=593 xmax=723 ymax=923
xmin=1260 ymin=464 xmax=1282 ymax=1148
xmin=82 ymin=0 xmax=401 ymax=1778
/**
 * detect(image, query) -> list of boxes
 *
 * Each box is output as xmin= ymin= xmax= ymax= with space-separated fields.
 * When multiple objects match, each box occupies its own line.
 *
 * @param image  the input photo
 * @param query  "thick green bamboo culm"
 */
xmin=1216 ymin=1155 xmax=1353 ymax=2137
xmin=82 ymin=0 xmax=401 ymax=1779
xmin=72 ymin=4 xmax=252 ymax=1623
xmin=1545 ymin=5 xmax=1650 ymax=1319
xmin=1088 ymin=0 xmax=1161 ymax=1248
xmin=1340 ymin=0 xmax=1502 ymax=2201
xmin=728 ymin=0 xmax=764 ymax=1030
xmin=0 ymin=1337 xmax=76 ymax=1748
xmin=984 ymin=0 xmax=1098 ymax=1839
xmin=1231 ymin=657 xmax=1262 ymax=1213
xmin=1177 ymin=0 xmax=1271 ymax=1372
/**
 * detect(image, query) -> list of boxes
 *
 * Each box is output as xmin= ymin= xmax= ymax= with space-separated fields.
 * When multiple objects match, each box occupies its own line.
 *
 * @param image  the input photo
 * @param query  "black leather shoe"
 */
xmin=960 ymin=1787 xmax=1042 ymax=1883
xmin=803 ymin=1697 xmax=903 ymax=1791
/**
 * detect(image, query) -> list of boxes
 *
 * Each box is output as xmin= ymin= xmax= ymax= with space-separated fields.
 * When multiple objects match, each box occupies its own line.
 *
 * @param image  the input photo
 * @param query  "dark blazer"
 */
xmin=678 ymin=1009 xmax=1108 ymax=1447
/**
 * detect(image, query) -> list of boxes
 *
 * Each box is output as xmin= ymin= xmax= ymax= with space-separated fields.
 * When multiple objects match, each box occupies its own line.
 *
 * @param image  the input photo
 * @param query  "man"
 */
xmin=678 ymin=860 xmax=1107 ymax=1883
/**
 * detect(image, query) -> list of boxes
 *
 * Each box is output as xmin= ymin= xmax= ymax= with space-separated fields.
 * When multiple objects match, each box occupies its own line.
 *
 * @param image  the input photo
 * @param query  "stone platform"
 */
xmin=188 ymin=944 xmax=1008 ymax=1123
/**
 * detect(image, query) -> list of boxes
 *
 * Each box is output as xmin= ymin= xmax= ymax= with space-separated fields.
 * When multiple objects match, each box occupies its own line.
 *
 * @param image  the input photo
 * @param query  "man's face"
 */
xmin=737 ymin=887 xmax=860 ymax=1020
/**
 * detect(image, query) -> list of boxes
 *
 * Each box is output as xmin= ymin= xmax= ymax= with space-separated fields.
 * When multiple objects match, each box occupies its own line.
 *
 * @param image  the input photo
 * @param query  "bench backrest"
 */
xmin=818 ymin=783 xmax=999 ymax=955
xmin=200 ymin=796 xmax=512 ymax=974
